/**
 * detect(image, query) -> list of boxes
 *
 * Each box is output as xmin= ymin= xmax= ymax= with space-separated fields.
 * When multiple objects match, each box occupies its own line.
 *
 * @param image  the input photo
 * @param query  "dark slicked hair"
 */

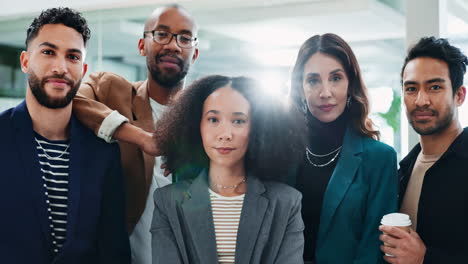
xmin=26 ymin=7 xmax=90 ymax=48
xmin=291 ymin=33 xmax=379 ymax=140
xmin=155 ymin=75 xmax=307 ymax=183
xmin=401 ymin=37 xmax=468 ymax=95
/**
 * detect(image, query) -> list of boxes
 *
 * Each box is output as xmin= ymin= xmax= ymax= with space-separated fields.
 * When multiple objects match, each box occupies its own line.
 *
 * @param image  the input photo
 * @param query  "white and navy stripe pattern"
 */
xmin=209 ymin=189 xmax=244 ymax=264
xmin=34 ymin=132 xmax=70 ymax=255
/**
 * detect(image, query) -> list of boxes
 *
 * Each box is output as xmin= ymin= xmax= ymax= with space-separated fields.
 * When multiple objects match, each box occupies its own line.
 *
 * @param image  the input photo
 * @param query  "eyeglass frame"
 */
xmin=143 ymin=30 xmax=198 ymax=49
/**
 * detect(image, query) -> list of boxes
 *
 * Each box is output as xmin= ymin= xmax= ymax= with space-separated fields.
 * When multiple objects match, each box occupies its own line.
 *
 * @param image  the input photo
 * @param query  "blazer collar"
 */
xmin=318 ymin=125 xmax=363 ymax=240
xmin=180 ymin=171 xmax=218 ymax=263
xmin=235 ymin=175 xmax=269 ymax=264
xmin=181 ymin=170 xmax=269 ymax=264
xmin=12 ymin=101 xmax=54 ymax=252
xmin=131 ymin=80 xmax=155 ymax=132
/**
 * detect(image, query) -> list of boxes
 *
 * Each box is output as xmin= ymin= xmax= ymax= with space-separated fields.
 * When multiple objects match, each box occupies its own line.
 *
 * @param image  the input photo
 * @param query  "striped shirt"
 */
xmin=34 ymin=132 xmax=70 ymax=255
xmin=209 ymin=189 xmax=245 ymax=264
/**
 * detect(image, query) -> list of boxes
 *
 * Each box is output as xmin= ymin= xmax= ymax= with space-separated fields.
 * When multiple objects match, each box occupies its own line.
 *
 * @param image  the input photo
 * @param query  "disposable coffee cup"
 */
xmin=380 ymin=213 xmax=412 ymax=257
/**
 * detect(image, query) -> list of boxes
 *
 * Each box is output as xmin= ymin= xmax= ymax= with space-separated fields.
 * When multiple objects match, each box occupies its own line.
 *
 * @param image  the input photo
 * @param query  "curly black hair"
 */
xmin=155 ymin=75 xmax=307 ymax=183
xmin=402 ymin=37 xmax=468 ymax=95
xmin=26 ymin=7 xmax=90 ymax=48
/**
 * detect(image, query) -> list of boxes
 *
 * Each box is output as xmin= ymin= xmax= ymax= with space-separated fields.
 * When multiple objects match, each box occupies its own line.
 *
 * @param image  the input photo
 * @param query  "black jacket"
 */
xmin=399 ymin=127 xmax=468 ymax=264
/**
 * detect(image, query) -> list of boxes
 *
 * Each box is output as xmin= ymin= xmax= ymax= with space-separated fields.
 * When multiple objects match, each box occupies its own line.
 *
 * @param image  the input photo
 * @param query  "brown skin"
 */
xmin=200 ymin=86 xmax=250 ymax=197
xmin=114 ymin=6 xmax=199 ymax=156
xmin=378 ymin=57 xmax=466 ymax=263
xmin=403 ymin=57 xmax=466 ymax=155
xmin=21 ymin=24 xmax=88 ymax=140
xmin=379 ymin=226 xmax=426 ymax=264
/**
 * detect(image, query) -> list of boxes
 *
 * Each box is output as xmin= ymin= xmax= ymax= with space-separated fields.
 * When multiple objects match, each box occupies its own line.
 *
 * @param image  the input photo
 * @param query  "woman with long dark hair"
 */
xmin=290 ymin=33 xmax=398 ymax=263
xmin=151 ymin=75 xmax=306 ymax=264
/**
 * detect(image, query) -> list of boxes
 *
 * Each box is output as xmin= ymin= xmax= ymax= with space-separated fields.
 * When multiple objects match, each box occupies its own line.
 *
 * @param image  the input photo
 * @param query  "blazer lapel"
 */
xmin=12 ymin=101 xmax=53 ymax=252
xmin=131 ymin=81 xmax=155 ymax=191
xmin=235 ymin=176 xmax=269 ymax=264
xmin=318 ymin=126 xmax=363 ymax=240
xmin=180 ymin=171 xmax=219 ymax=264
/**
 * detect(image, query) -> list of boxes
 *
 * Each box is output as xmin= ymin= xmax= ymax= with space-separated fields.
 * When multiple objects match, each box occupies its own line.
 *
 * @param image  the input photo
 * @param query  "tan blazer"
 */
xmin=73 ymin=72 xmax=155 ymax=233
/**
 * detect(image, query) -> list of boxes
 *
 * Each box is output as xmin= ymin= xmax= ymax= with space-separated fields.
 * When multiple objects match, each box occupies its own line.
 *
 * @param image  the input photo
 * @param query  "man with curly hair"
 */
xmin=72 ymin=4 xmax=199 ymax=264
xmin=0 ymin=7 xmax=130 ymax=263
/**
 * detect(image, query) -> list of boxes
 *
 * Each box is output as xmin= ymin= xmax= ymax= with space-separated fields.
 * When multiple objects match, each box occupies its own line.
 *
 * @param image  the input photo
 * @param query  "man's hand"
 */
xmin=139 ymin=131 xmax=159 ymax=156
xmin=114 ymin=123 xmax=160 ymax=156
xmin=379 ymin=225 xmax=426 ymax=264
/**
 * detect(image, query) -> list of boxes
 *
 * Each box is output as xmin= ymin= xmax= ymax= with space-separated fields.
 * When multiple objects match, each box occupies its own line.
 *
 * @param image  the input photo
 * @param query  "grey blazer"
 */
xmin=151 ymin=171 xmax=304 ymax=264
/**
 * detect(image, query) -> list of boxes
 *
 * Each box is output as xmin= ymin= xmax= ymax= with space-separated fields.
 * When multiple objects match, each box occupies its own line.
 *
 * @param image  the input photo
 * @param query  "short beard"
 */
xmin=29 ymin=71 xmax=80 ymax=109
xmin=409 ymin=105 xmax=454 ymax=135
xmin=147 ymin=53 xmax=190 ymax=90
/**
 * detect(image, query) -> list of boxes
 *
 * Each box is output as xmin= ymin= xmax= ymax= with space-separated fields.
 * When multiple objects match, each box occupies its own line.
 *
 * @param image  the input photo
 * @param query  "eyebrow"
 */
xmin=330 ymin=69 xmax=344 ymax=75
xmin=403 ymin=78 xmax=446 ymax=86
xmin=305 ymin=68 xmax=343 ymax=78
xmin=426 ymin=78 xmax=446 ymax=84
xmin=155 ymin=24 xmax=193 ymax=35
xmin=203 ymin=110 xmax=248 ymax=117
xmin=232 ymin=112 xmax=248 ymax=117
xmin=204 ymin=110 xmax=219 ymax=116
xmin=39 ymin=42 xmax=83 ymax=55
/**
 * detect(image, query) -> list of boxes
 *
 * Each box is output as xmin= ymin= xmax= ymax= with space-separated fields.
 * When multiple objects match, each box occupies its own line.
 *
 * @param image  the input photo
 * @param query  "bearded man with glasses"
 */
xmin=72 ymin=4 xmax=199 ymax=264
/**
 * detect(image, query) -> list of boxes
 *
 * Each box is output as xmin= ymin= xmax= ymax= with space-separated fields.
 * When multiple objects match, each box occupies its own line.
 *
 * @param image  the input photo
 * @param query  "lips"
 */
xmin=412 ymin=110 xmax=436 ymax=121
xmin=157 ymin=55 xmax=182 ymax=70
xmin=318 ymin=104 xmax=336 ymax=112
xmin=215 ymin=147 xmax=235 ymax=155
xmin=45 ymin=78 xmax=70 ymax=88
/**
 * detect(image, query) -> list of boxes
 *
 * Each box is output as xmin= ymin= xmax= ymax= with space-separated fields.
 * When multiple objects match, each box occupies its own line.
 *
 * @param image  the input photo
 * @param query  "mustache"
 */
xmin=41 ymin=74 xmax=74 ymax=85
xmin=155 ymin=53 xmax=183 ymax=66
xmin=410 ymin=107 xmax=437 ymax=116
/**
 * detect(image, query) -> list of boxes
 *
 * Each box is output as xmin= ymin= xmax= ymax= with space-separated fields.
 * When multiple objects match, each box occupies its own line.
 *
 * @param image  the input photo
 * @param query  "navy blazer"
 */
xmin=151 ymin=171 xmax=305 ymax=264
xmin=0 ymin=101 xmax=130 ymax=264
xmin=309 ymin=127 xmax=398 ymax=263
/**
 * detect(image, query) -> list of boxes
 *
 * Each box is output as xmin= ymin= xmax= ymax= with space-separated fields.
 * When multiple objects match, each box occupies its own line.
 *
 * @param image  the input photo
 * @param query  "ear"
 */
xmin=20 ymin=51 xmax=29 ymax=74
xmin=455 ymin=85 xmax=466 ymax=106
xmin=138 ymin=38 xmax=146 ymax=56
xmin=82 ymin=62 xmax=88 ymax=78
xmin=191 ymin=47 xmax=199 ymax=64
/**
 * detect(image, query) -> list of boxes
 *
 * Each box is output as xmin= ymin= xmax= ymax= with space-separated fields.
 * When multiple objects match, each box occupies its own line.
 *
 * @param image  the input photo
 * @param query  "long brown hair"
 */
xmin=291 ymin=33 xmax=379 ymax=140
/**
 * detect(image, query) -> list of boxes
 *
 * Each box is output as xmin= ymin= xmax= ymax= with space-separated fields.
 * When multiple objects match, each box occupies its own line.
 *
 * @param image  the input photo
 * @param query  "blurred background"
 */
xmin=1 ymin=0 xmax=467 ymax=159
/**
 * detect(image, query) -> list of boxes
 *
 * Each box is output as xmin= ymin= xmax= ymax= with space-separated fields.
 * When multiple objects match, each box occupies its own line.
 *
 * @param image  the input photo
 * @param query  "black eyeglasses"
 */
xmin=143 ymin=30 xmax=198 ymax=49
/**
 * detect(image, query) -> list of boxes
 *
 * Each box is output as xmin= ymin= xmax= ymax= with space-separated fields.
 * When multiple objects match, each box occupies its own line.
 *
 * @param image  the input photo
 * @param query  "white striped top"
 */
xmin=209 ymin=189 xmax=245 ymax=264
xmin=35 ymin=133 xmax=70 ymax=255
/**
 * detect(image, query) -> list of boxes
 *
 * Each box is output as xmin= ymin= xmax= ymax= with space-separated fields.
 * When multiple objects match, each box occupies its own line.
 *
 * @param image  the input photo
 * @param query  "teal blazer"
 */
xmin=314 ymin=127 xmax=398 ymax=263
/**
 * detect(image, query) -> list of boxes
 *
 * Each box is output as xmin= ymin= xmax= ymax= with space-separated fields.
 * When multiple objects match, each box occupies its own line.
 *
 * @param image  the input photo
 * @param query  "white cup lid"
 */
xmin=381 ymin=213 xmax=412 ymax=226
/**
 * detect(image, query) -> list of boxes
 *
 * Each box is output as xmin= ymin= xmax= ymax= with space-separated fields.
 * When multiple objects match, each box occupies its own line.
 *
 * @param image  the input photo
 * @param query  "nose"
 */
xmin=415 ymin=90 xmax=430 ymax=107
xmin=163 ymin=34 xmax=182 ymax=53
xmin=319 ymin=83 xmax=332 ymax=99
xmin=218 ymin=123 xmax=233 ymax=141
xmin=51 ymin=57 xmax=67 ymax=75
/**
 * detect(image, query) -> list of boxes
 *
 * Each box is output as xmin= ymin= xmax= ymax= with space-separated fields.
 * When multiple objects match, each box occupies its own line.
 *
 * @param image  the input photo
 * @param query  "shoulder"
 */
xmin=85 ymin=72 xmax=142 ymax=91
xmin=154 ymin=180 xmax=192 ymax=203
xmin=72 ymin=114 xmax=119 ymax=152
xmin=360 ymin=136 xmax=396 ymax=158
xmin=262 ymin=181 xmax=302 ymax=203
xmin=0 ymin=107 xmax=13 ymax=122
xmin=0 ymin=107 xmax=14 ymax=136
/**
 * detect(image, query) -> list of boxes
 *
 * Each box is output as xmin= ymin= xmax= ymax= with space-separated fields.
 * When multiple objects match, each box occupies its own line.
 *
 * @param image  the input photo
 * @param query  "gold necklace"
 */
xmin=211 ymin=177 xmax=246 ymax=190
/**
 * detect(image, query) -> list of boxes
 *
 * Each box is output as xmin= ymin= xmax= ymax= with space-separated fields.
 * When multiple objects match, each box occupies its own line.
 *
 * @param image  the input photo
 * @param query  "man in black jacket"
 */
xmin=379 ymin=37 xmax=467 ymax=264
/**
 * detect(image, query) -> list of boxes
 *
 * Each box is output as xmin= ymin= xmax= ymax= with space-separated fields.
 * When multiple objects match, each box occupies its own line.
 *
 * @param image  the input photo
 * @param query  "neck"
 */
xmin=26 ymin=87 xmax=71 ymax=140
xmin=208 ymin=162 xmax=247 ymax=196
xmin=308 ymin=110 xmax=348 ymax=153
xmin=147 ymin=73 xmax=183 ymax=105
xmin=419 ymin=121 xmax=462 ymax=155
